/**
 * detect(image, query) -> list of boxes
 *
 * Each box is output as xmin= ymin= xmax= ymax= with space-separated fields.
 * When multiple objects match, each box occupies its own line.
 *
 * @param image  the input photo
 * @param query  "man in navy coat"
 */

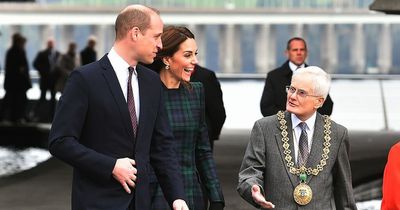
xmin=260 ymin=37 xmax=333 ymax=117
xmin=48 ymin=5 xmax=188 ymax=210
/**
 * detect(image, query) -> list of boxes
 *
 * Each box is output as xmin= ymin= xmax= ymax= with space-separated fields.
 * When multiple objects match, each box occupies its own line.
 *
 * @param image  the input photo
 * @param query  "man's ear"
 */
xmin=130 ymin=27 xmax=140 ymax=41
xmin=315 ymin=97 xmax=325 ymax=109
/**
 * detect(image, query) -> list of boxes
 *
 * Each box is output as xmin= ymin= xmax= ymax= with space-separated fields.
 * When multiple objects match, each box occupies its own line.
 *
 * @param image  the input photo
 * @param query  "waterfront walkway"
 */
xmin=0 ymin=129 xmax=253 ymax=210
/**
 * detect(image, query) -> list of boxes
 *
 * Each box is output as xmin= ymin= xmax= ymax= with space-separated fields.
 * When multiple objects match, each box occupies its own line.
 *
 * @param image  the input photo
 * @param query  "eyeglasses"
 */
xmin=286 ymin=86 xmax=320 ymax=98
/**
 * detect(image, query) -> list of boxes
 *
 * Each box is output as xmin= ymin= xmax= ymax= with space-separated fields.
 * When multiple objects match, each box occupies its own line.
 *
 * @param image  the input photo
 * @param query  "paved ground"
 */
xmin=0 ymin=129 xmax=253 ymax=210
xmin=0 ymin=127 xmax=387 ymax=210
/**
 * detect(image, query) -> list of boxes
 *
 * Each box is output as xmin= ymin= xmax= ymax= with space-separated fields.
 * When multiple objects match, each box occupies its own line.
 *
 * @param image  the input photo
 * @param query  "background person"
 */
xmin=0 ymin=33 xmax=31 ymax=123
xmin=80 ymin=35 xmax=97 ymax=65
xmin=55 ymin=42 xmax=79 ymax=93
xmin=260 ymin=37 xmax=333 ymax=117
xmin=190 ymin=64 xmax=226 ymax=151
xmin=32 ymin=38 xmax=60 ymax=121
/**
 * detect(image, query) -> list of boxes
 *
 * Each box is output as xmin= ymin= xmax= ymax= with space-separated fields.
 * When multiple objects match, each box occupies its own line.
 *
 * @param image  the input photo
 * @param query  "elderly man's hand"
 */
xmin=251 ymin=184 xmax=275 ymax=209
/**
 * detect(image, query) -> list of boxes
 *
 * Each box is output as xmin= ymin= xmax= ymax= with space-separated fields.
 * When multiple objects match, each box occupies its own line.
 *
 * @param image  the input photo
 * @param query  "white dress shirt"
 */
xmin=107 ymin=48 xmax=140 ymax=121
xmin=291 ymin=112 xmax=317 ymax=163
xmin=289 ymin=61 xmax=305 ymax=72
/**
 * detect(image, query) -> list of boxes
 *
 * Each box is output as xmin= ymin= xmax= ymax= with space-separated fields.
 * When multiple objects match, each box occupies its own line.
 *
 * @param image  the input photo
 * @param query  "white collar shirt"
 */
xmin=291 ymin=112 xmax=317 ymax=163
xmin=107 ymin=48 xmax=140 ymax=121
xmin=289 ymin=61 xmax=305 ymax=72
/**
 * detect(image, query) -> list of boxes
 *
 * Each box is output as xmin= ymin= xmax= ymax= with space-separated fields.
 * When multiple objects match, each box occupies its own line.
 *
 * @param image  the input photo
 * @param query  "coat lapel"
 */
xmin=135 ymin=64 xmax=150 ymax=142
xmin=99 ymin=55 xmax=134 ymax=139
xmin=305 ymin=113 xmax=325 ymax=183
xmin=275 ymin=111 xmax=298 ymax=188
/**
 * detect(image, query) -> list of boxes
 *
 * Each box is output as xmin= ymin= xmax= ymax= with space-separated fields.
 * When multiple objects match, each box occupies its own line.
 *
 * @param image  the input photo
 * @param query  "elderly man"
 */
xmin=238 ymin=66 xmax=357 ymax=209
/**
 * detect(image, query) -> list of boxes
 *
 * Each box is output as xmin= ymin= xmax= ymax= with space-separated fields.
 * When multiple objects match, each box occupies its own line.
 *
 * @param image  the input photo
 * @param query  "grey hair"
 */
xmin=292 ymin=66 xmax=331 ymax=100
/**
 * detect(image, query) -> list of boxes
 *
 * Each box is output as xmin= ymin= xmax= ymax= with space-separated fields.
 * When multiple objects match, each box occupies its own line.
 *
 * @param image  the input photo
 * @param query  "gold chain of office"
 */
xmin=276 ymin=111 xmax=332 ymax=176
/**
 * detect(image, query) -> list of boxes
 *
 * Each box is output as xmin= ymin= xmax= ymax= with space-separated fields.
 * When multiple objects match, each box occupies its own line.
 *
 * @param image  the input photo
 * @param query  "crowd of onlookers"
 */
xmin=0 ymin=33 xmax=97 ymax=123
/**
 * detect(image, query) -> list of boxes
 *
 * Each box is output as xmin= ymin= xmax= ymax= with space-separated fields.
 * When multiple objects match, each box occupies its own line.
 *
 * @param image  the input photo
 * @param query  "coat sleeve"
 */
xmin=237 ymin=120 xmax=266 ymax=208
xmin=317 ymin=94 xmax=334 ymax=116
xmin=260 ymin=74 xmax=280 ymax=117
xmin=48 ymin=71 xmax=116 ymax=181
xmin=150 ymin=83 xmax=186 ymax=206
xmin=194 ymin=83 xmax=225 ymax=205
xmin=332 ymin=126 xmax=357 ymax=210
xmin=203 ymin=71 xmax=226 ymax=141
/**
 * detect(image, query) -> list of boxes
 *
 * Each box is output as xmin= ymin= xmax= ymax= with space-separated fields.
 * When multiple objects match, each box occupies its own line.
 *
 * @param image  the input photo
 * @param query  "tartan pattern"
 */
xmin=151 ymin=82 xmax=224 ymax=210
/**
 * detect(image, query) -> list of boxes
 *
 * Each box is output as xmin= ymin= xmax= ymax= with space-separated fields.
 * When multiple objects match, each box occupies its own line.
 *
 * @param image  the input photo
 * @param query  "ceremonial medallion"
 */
xmin=276 ymin=111 xmax=331 ymax=206
xmin=293 ymin=182 xmax=312 ymax=205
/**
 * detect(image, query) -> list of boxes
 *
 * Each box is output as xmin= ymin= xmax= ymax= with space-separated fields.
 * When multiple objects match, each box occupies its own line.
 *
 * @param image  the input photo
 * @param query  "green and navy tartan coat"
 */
xmin=150 ymin=82 xmax=224 ymax=210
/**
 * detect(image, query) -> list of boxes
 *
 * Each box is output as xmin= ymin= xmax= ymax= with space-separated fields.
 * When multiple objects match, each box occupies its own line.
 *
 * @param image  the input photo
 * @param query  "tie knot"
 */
xmin=296 ymin=65 xmax=301 ymax=70
xmin=128 ymin=67 xmax=136 ymax=76
xmin=299 ymin=122 xmax=307 ymax=131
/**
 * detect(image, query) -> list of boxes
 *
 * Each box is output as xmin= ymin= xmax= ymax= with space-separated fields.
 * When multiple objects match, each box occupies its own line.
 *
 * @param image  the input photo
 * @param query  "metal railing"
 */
xmin=32 ymin=0 xmax=374 ymax=10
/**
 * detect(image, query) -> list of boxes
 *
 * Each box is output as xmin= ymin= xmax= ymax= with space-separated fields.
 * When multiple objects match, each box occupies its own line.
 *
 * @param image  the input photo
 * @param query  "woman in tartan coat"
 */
xmin=145 ymin=26 xmax=225 ymax=210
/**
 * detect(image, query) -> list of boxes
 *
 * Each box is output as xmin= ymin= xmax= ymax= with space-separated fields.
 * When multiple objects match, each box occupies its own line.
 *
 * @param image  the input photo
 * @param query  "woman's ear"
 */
xmin=162 ymin=57 xmax=170 ymax=66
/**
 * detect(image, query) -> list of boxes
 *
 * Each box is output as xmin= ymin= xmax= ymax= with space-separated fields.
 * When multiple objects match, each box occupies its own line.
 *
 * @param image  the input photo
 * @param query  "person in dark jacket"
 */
xmin=190 ymin=64 xmax=226 ymax=150
xmin=32 ymin=38 xmax=60 ymax=121
xmin=0 ymin=33 xmax=31 ymax=123
xmin=80 ymin=36 xmax=97 ymax=65
xmin=260 ymin=37 xmax=333 ymax=117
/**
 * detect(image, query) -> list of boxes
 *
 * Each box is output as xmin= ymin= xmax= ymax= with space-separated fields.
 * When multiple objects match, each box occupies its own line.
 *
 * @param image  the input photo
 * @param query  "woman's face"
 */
xmin=166 ymin=38 xmax=198 ymax=82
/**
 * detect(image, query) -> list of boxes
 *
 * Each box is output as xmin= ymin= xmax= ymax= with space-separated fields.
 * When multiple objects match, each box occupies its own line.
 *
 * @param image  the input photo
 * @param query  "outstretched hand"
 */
xmin=112 ymin=158 xmax=137 ymax=194
xmin=251 ymin=184 xmax=275 ymax=209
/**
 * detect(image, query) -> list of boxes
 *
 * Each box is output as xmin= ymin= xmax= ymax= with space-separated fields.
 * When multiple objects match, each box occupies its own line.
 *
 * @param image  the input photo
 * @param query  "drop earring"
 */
xmin=165 ymin=65 xmax=170 ymax=70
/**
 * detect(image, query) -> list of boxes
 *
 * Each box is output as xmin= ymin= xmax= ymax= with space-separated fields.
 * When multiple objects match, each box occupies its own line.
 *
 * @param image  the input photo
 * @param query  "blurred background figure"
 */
xmin=0 ymin=33 xmax=31 ymax=123
xmin=190 ymin=64 xmax=226 ymax=151
xmin=56 ymin=42 xmax=78 ymax=93
xmin=31 ymin=38 xmax=60 ymax=121
xmin=260 ymin=37 xmax=334 ymax=117
xmin=80 ymin=35 xmax=97 ymax=66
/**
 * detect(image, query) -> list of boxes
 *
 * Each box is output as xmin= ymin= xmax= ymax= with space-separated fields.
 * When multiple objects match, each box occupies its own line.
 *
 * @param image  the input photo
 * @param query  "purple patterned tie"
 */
xmin=127 ymin=67 xmax=138 ymax=137
xmin=298 ymin=122 xmax=309 ymax=166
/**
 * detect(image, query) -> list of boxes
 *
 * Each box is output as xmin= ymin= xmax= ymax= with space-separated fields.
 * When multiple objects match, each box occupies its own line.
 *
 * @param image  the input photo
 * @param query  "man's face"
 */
xmin=286 ymin=77 xmax=323 ymax=121
xmin=47 ymin=40 xmax=54 ymax=49
xmin=285 ymin=40 xmax=307 ymax=66
xmin=135 ymin=14 xmax=163 ymax=64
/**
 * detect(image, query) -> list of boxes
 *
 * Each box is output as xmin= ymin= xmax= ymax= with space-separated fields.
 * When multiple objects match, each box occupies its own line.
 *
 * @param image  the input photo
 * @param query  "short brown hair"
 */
xmin=114 ymin=6 xmax=159 ymax=40
xmin=286 ymin=37 xmax=307 ymax=50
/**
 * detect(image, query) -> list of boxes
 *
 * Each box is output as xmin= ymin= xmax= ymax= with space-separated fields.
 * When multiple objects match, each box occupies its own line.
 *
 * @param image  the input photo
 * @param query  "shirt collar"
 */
xmin=291 ymin=111 xmax=317 ymax=131
xmin=289 ymin=61 xmax=305 ymax=72
xmin=107 ymin=47 xmax=137 ymax=74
